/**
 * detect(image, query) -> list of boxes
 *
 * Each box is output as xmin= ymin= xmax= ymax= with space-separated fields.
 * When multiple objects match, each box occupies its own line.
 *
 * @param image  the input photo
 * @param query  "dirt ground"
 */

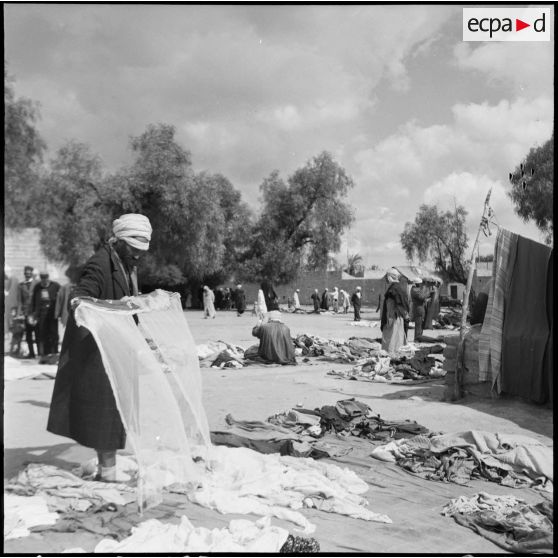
xmin=3 ymin=306 xmax=553 ymax=554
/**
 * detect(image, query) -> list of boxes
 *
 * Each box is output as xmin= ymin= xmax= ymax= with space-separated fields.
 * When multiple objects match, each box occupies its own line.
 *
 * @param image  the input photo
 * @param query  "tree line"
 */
xmin=5 ymin=65 xmax=552 ymax=293
xmin=5 ymin=69 xmax=354 ymax=295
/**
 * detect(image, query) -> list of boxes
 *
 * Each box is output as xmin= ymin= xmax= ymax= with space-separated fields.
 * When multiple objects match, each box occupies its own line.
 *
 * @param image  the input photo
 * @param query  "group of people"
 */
xmin=11 ymin=210 xmax=440 ymax=484
xmin=310 ymin=286 xmax=362 ymax=320
xmin=5 ymin=265 xmax=83 ymax=360
xmin=380 ymin=268 xmax=441 ymax=355
xmin=202 ymin=284 xmax=246 ymax=318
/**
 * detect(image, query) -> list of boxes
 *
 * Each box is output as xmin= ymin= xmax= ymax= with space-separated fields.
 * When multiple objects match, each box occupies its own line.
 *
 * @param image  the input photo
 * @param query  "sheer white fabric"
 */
xmin=74 ymin=290 xmax=210 ymax=511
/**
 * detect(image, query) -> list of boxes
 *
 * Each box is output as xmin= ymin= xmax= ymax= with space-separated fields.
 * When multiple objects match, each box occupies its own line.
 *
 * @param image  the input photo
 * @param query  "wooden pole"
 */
xmin=453 ymin=188 xmax=492 ymax=400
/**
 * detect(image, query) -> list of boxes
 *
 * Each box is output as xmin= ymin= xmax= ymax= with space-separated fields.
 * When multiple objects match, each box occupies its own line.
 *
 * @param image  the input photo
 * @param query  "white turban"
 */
xmin=112 ymin=214 xmax=152 ymax=251
xmin=267 ymin=310 xmax=282 ymax=322
xmin=386 ymin=268 xmax=400 ymax=283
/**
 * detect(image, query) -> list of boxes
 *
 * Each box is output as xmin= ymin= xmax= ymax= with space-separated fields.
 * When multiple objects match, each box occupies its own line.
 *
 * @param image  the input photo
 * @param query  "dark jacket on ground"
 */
xmin=252 ymin=321 xmax=296 ymax=365
xmin=47 ymin=243 xmax=135 ymax=450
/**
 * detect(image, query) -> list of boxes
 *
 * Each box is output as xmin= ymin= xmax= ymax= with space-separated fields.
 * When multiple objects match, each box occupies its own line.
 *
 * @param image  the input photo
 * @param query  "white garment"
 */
xmin=94 ymin=515 xmax=289 ymax=553
xmin=74 ymin=290 xmax=211 ymax=511
xmin=4 ymin=494 xmax=58 ymax=540
xmin=256 ymin=289 xmax=267 ymax=317
xmin=293 ymin=292 xmax=300 ymax=309
xmin=172 ymin=445 xmax=391 ymax=532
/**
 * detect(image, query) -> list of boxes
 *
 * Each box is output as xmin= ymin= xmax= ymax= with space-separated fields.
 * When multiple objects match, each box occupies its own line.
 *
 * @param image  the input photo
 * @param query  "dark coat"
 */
xmin=351 ymin=292 xmax=362 ymax=309
xmin=47 ymin=244 xmax=134 ymax=450
xmin=381 ymin=282 xmax=410 ymax=331
xmin=31 ymin=281 xmax=60 ymax=321
xmin=252 ymin=321 xmax=296 ymax=365
xmin=235 ymin=288 xmax=246 ymax=313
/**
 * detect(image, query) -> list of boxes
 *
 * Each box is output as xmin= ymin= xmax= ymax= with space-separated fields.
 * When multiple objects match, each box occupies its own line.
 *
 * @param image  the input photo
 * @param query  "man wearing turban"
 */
xmin=47 ymin=214 xmax=152 ymax=482
xmin=381 ymin=268 xmax=410 ymax=355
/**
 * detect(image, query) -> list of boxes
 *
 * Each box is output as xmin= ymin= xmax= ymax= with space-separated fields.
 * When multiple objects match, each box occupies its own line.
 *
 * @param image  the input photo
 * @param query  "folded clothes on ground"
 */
xmin=371 ymin=431 xmax=553 ymax=489
xmin=442 ymin=492 xmax=553 ymax=554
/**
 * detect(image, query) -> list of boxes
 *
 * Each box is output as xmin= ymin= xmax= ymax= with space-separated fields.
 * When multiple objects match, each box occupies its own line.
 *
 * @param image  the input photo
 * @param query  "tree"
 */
xmin=4 ymin=66 xmax=47 ymax=228
xmin=239 ymin=151 xmax=355 ymax=283
xmin=36 ymin=124 xmax=251 ymax=298
xmin=401 ymin=204 xmax=469 ymax=283
xmin=345 ymin=253 xmax=364 ymax=276
xmin=508 ymin=133 xmax=553 ymax=245
xmin=39 ymin=141 xmax=110 ymax=265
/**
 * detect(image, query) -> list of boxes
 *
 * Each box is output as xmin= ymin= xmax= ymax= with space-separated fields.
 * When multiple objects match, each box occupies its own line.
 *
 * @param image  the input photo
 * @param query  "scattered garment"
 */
xmin=94 ymin=515 xmax=291 ymax=553
xmin=327 ymin=344 xmax=446 ymax=384
xmin=280 ymin=534 xmax=320 ymax=553
xmin=4 ymin=494 xmax=59 ymax=540
xmin=170 ymin=444 xmax=392 ymax=533
xmin=371 ymin=431 xmax=553 ymax=488
xmin=442 ymin=493 xmax=553 ymax=554
xmin=6 ymin=463 xmax=136 ymax=513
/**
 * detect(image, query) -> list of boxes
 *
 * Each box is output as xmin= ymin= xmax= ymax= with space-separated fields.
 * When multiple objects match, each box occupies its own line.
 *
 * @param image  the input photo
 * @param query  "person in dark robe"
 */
xmin=351 ymin=286 xmax=362 ymax=321
xmin=249 ymin=310 xmax=296 ymax=365
xmin=223 ymin=287 xmax=232 ymax=310
xmin=321 ymin=288 xmax=329 ymax=310
xmin=16 ymin=265 xmax=39 ymax=358
xmin=31 ymin=272 xmax=61 ymax=358
xmin=311 ymin=289 xmax=321 ymax=313
xmin=235 ymin=284 xmax=246 ymax=316
xmin=47 ymin=213 xmax=152 ymax=482
xmin=261 ymin=279 xmax=279 ymax=311
xmin=423 ymin=281 xmax=441 ymax=330
xmin=381 ymin=269 xmax=410 ymax=355
xmin=410 ymin=279 xmax=428 ymax=341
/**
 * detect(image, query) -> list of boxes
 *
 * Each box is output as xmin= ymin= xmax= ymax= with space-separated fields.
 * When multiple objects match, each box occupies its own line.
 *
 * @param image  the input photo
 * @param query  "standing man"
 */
xmin=203 ymin=286 xmax=216 ymax=319
xmin=321 ymin=288 xmax=329 ymax=311
xmin=332 ymin=287 xmax=339 ymax=313
xmin=381 ymin=268 xmax=409 ymax=355
xmin=293 ymin=288 xmax=302 ymax=312
xmin=16 ymin=265 xmax=39 ymax=358
xmin=47 ymin=213 xmax=152 ymax=482
xmin=311 ymin=288 xmax=320 ymax=313
xmin=341 ymin=289 xmax=350 ymax=313
xmin=410 ymin=279 xmax=428 ymax=342
xmin=31 ymin=272 xmax=61 ymax=359
xmin=351 ymin=286 xmax=362 ymax=321
xmin=235 ymin=284 xmax=246 ymax=316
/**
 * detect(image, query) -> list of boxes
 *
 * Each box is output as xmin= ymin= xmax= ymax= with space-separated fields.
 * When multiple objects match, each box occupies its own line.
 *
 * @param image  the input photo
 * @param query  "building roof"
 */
xmin=389 ymin=265 xmax=444 ymax=284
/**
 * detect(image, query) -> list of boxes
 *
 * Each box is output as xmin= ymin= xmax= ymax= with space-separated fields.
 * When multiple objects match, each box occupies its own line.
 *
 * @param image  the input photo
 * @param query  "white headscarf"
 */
xmin=112 ymin=214 xmax=152 ymax=251
xmin=267 ymin=310 xmax=282 ymax=322
xmin=386 ymin=268 xmax=400 ymax=283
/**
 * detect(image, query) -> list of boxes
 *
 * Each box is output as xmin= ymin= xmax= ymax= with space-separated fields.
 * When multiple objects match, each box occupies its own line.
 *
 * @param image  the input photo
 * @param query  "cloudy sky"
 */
xmin=4 ymin=4 xmax=554 ymax=269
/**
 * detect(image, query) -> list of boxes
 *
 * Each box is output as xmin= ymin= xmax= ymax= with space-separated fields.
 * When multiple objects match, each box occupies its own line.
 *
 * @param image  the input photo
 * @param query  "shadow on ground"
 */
xmin=454 ymin=394 xmax=553 ymax=439
xmin=4 ymin=443 xmax=79 ymax=479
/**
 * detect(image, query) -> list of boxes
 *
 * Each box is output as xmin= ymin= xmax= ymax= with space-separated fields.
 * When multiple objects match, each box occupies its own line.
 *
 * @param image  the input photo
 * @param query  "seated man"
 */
xmin=248 ymin=311 xmax=297 ymax=365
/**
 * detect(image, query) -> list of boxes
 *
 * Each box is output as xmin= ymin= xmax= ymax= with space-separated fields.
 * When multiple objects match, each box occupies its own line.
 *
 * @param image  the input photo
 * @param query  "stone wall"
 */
xmin=4 ymin=228 xmax=68 ymax=284
xmin=222 ymin=270 xmax=385 ymax=309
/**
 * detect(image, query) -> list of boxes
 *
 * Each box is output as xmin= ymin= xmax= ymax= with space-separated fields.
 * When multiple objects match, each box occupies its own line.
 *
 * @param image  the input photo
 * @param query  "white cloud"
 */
xmin=453 ymin=41 xmax=554 ymax=99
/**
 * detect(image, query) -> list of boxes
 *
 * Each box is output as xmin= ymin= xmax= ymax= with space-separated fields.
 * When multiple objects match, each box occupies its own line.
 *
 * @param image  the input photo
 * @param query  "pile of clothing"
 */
xmin=433 ymin=308 xmax=462 ymax=329
xmin=212 ymin=399 xmax=430 ymax=460
xmin=293 ymin=334 xmax=382 ymax=364
xmin=197 ymin=341 xmax=247 ymax=369
xmin=328 ymin=344 xmax=446 ymax=383
xmin=371 ymin=430 xmax=553 ymax=491
xmin=442 ymin=493 xmax=553 ymax=554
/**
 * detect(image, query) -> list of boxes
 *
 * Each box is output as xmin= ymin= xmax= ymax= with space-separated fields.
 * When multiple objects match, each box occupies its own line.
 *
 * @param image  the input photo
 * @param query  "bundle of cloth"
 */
xmin=442 ymin=492 xmax=553 ymax=554
xmin=371 ymin=430 xmax=553 ymax=490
